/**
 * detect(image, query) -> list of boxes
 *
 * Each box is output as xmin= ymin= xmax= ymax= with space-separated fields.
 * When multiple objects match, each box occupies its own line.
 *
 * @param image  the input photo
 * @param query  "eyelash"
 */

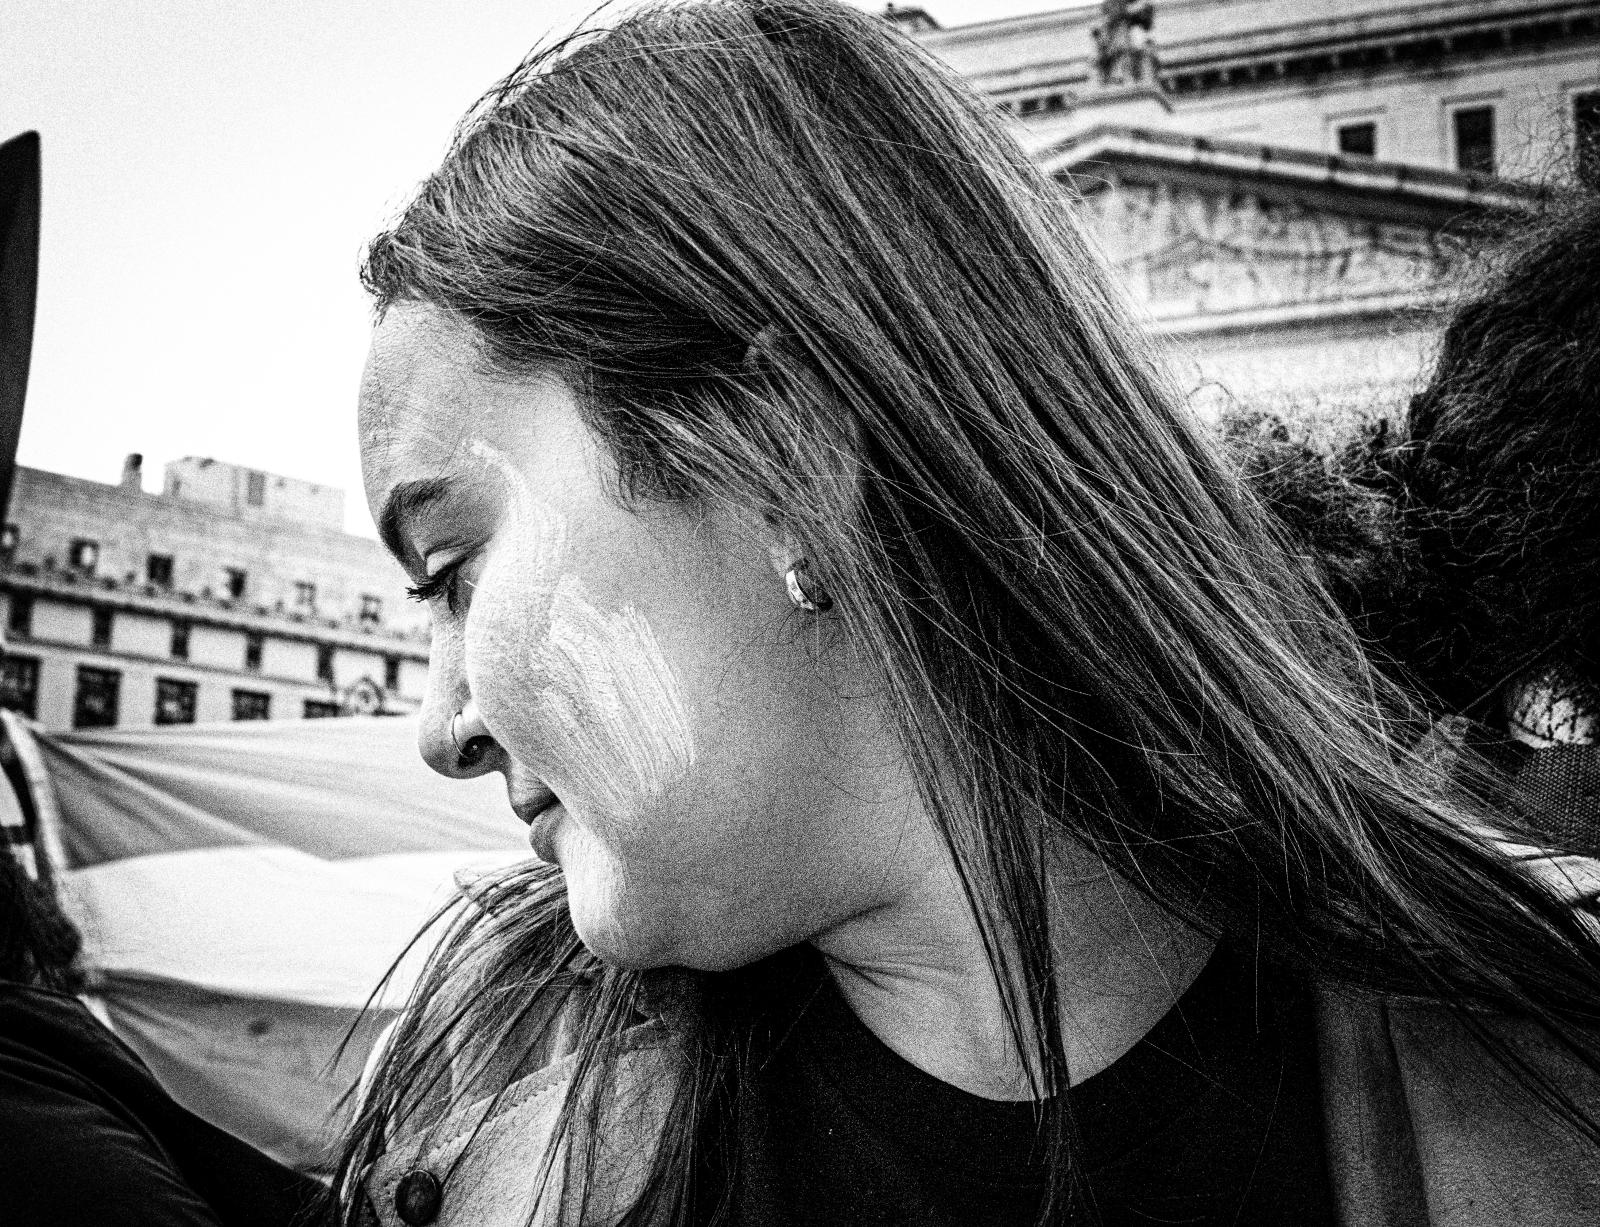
xmin=406 ymin=558 xmax=468 ymax=614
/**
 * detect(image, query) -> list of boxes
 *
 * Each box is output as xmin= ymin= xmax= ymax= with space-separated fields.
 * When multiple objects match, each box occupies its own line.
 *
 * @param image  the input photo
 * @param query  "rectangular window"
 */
xmin=1577 ymin=90 xmax=1600 ymax=178
xmin=146 ymin=553 xmax=174 ymax=588
xmin=293 ymin=581 xmax=317 ymax=614
xmin=170 ymin=620 xmax=190 ymax=660
xmin=1336 ymin=121 xmax=1377 ymax=159
xmin=246 ymin=470 xmax=267 ymax=507
xmin=68 ymin=538 xmax=99 ymax=575
xmin=154 ymin=678 xmax=198 ymax=726
xmin=232 ymin=689 xmax=271 ymax=721
xmin=91 ymin=606 xmax=114 ymax=649
xmin=359 ymin=594 xmax=383 ymax=628
xmin=303 ymin=699 xmax=341 ymax=719
xmin=6 ymin=593 xmax=33 ymax=640
xmin=383 ymin=654 xmax=401 ymax=693
xmin=316 ymin=643 xmax=334 ymax=683
xmin=243 ymin=631 xmax=264 ymax=672
xmin=1453 ymin=105 xmax=1496 ymax=175
xmin=73 ymin=665 xmax=121 ymax=729
xmin=0 ymin=655 xmax=40 ymax=719
xmin=224 ymin=568 xmax=248 ymax=601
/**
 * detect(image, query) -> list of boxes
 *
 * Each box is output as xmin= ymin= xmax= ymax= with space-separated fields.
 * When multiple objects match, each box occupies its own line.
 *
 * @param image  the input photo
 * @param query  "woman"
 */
xmin=338 ymin=3 xmax=1600 ymax=1223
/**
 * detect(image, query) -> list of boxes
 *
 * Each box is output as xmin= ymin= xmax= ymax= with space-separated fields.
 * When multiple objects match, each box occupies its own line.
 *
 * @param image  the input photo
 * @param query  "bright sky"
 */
xmin=2 ymin=0 xmax=1082 ymax=535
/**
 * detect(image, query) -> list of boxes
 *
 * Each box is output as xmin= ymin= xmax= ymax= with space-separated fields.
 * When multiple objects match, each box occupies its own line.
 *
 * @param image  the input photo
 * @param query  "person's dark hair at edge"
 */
xmin=1234 ymin=186 xmax=1600 ymax=720
xmin=0 ymin=841 xmax=86 ymax=995
xmin=335 ymin=2 xmax=1600 ymax=1223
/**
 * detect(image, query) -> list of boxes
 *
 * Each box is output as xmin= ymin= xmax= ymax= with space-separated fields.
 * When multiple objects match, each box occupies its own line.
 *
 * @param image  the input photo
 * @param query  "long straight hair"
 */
xmin=336 ymin=2 xmax=1600 ymax=1221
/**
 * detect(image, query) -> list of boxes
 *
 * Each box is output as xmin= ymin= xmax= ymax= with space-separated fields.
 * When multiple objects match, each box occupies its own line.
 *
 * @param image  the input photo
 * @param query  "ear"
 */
xmin=762 ymin=514 xmax=807 ymax=583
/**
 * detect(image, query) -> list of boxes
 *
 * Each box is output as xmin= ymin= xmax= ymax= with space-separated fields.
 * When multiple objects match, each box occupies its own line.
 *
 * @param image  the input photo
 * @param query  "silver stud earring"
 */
xmin=785 ymin=559 xmax=832 ymax=613
xmin=450 ymin=700 xmax=494 ymax=766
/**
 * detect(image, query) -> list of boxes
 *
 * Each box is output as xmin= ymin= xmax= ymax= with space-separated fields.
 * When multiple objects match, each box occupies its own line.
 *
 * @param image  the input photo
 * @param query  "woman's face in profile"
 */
xmin=358 ymin=304 xmax=934 ymax=971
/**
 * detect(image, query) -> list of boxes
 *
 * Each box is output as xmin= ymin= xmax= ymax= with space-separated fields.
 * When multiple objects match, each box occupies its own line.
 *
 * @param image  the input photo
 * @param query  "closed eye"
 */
xmin=406 ymin=556 xmax=470 ymax=615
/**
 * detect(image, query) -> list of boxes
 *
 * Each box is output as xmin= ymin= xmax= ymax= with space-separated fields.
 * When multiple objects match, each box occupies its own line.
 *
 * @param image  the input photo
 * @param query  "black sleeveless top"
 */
xmin=719 ymin=941 xmax=1336 ymax=1225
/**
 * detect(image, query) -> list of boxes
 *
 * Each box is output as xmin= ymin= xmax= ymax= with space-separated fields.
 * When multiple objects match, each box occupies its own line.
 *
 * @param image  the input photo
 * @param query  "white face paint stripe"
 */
xmin=537 ymin=579 xmax=695 ymax=811
xmin=464 ymin=438 xmax=697 ymax=812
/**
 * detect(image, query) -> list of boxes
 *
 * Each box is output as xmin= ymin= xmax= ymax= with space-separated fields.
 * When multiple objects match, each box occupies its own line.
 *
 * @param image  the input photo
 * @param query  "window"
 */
xmin=1336 ymin=121 xmax=1377 ymax=159
xmin=243 ymin=631 xmax=264 ymax=672
xmin=246 ymin=470 xmax=266 ymax=507
xmin=232 ymin=689 xmax=271 ymax=721
xmin=303 ymin=699 xmax=341 ymax=719
xmin=91 ymin=606 xmax=114 ymax=649
xmin=383 ymin=654 xmax=401 ymax=693
xmin=316 ymin=643 xmax=334 ymax=683
xmin=170 ymin=620 xmax=190 ymax=660
xmin=6 ymin=593 xmax=33 ymax=640
xmin=1577 ymin=91 xmax=1600 ymax=179
xmin=224 ymin=567 xmax=248 ymax=601
xmin=68 ymin=538 xmax=99 ymax=575
xmin=1 ymin=522 xmax=17 ymax=558
xmin=293 ymin=581 xmax=317 ymax=614
xmin=154 ymin=678 xmax=198 ymax=726
xmin=0 ymin=655 xmax=40 ymax=718
xmin=73 ymin=666 xmax=121 ymax=729
xmin=359 ymin=594 xmax=383 ymax=628
xmin=1452 ymin=105 xmax=1495 ymax=175
xmin=146 ymin=553 xmax=174 ymax=588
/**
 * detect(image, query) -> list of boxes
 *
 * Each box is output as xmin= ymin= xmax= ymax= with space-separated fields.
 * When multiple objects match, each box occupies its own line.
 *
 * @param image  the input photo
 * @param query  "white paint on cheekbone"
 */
xmin=466 ymin=437 xmax=696 ymax=812
xmin=535 ymin=575 xmax=695 ymax=813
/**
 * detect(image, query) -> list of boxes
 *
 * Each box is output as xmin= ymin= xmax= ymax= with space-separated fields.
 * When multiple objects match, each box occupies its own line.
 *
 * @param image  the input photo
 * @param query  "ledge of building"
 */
xmin=0 ymin=564 xmax=430 ymax=657
xmin=1036 ymin=123 xmax=1539 ymax=225
xmin=1149 ymin=287 xmax=1453 ymax=339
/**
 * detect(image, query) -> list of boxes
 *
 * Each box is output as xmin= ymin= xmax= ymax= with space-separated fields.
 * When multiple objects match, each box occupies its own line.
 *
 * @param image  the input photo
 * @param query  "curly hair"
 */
xmin=1238 ymin=186 xmax=1600 ymax=718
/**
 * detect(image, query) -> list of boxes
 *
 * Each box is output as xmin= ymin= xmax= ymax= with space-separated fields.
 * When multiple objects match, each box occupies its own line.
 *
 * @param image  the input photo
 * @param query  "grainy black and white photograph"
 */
xmin=3 ymin=1 xmax=1599 ymax=1223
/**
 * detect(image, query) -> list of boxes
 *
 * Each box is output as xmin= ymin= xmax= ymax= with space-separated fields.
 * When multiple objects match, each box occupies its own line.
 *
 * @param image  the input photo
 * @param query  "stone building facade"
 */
xmin=900 ymin=0 xmax=1600 ymax=419
xmin=0 ymin=456 xmax=429 ymax=730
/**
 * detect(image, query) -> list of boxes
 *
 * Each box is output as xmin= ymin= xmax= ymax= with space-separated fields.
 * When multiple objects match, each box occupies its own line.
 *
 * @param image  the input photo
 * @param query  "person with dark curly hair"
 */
xmin=1238 ymin=186 xmax=1600 ymax=854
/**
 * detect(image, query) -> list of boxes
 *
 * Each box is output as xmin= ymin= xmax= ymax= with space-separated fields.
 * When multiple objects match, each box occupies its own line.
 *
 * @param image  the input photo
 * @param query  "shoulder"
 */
xmin=0 ymin=983 xmax=228 ymax=1226
xmin=1316 ymin=986 xmax=1600 ymax=1225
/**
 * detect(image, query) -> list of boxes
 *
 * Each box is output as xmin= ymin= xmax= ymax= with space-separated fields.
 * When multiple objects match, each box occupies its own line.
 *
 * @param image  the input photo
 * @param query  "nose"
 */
xmin=420 ymin=698 xmax=501 ymax=779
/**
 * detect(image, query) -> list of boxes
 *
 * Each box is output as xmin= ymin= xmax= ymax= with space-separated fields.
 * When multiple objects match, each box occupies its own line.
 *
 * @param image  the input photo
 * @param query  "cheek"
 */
xmin=535 ymin=578 xmax=696 ymax=813
xmin=464 ymin=511 xmax=696 ymax=819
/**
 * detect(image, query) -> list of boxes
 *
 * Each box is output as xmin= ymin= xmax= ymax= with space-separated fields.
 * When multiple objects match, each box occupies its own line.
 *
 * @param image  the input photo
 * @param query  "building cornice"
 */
xmin=0 ymin=633 xmax=383 ymax=693
xmin=0 ymin=564 xmax=430 ymax=657
xmin=1039 ymin=122 xmax=1540 ymax=224
xmin=1163 ymin=0 xmax=1600 ymax=97
xmin=1150 ymin=287 xmax=1455 ymax=337
xmin=921 ymin=0 xmax=1600 ymax=107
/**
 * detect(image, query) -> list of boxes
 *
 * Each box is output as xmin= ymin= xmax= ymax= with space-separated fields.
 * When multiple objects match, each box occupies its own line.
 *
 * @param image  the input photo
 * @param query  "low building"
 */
xmin=0 ymin=455 xmax=430 ymax=730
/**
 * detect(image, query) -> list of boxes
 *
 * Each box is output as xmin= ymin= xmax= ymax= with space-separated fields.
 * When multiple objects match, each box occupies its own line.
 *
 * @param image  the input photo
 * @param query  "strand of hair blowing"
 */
xmin=337 ymin=3 xmax=1600 ymax=1223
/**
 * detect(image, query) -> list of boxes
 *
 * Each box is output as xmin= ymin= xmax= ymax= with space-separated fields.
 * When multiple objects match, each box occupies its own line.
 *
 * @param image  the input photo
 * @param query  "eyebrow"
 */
xmin=377 ymin=477 xmax=454 ymax=568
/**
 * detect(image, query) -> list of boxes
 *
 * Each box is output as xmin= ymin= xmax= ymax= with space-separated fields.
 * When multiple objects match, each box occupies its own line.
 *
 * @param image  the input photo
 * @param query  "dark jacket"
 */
xmin=0 ymin=982 xmax=324 ymax=1227
xmin=360 ymin=851 xmax=1600 ymax=1226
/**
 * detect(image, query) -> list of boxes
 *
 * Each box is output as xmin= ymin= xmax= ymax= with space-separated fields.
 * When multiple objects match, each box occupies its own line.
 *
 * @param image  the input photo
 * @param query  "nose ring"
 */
xmin=450 ymin=701 xmax=494 ymax=766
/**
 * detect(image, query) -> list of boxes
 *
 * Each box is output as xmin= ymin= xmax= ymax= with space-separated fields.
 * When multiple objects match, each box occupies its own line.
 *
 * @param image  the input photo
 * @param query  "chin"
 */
xmin=564 ymin=884 xmax=675 ymax=971
xmin=565 ymin=887 xmax=776 ymax=974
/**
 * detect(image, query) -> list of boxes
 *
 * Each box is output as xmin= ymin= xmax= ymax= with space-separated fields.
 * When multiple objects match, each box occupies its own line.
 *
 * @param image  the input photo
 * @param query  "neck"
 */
xmin=813 ymin=840 xmax=1214 ymax=1101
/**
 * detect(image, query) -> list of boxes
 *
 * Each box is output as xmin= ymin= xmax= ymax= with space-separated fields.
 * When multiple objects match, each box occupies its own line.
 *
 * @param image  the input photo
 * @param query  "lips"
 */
xmin=510 ymin=790 xmax=559 ymax=827
xmin=508 ymin=787 xmax=563 ymax=862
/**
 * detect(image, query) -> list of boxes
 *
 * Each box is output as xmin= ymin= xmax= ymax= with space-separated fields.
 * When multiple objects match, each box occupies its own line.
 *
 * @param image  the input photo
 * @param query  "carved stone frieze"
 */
xmin=1078 ymin=181 xmax=1464 ymax=320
